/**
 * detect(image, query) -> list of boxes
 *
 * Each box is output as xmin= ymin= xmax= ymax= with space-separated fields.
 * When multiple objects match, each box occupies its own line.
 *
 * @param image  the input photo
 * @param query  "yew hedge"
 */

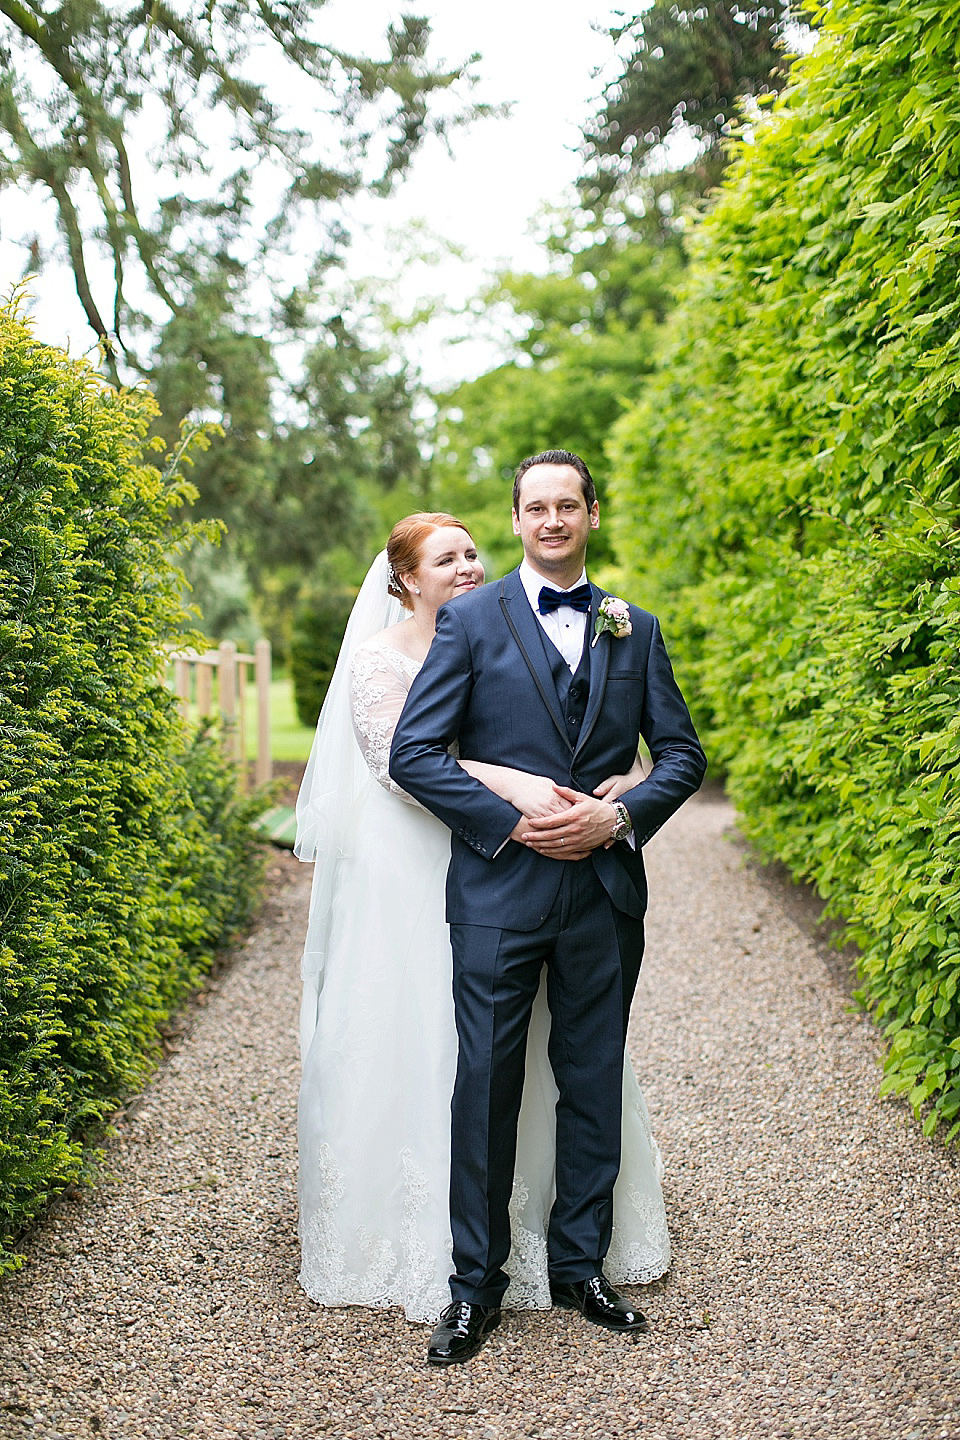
xmin=608 ymin=0 xmax=960 ymax=1138
xmin=0 ymin=304 xmax=264 ymax=1269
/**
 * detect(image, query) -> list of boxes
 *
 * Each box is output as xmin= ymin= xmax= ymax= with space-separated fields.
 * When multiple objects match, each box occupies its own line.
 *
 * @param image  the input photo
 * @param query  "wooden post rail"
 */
xmin=167 ymin=638 xmax=273 ymax=789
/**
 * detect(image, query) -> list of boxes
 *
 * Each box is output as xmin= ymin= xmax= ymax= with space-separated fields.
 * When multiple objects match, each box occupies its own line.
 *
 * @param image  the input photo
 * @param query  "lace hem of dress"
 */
xmin=299 ymin=1144 xmax=448 ymax=1325
xmin=502 ymin=1174 xmax=670 ymax=1310
xmin=299 ymin=1149 xmax=670 ymax=1324
xmin=605 ymin=1183 xmax=671 ymax=1287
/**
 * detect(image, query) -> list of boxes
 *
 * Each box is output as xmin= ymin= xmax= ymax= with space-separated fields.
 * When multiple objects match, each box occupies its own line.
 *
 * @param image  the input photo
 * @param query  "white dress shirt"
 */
xmin=519 ymin=560 xmax=589 ymax=672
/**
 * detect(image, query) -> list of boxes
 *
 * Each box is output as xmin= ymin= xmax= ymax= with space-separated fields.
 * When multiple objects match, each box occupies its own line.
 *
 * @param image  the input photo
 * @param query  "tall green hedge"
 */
xmin=0 ymin=303 xmax=265 ymax=1269
xmin=608 ymin=0 xmax=960 ymax=1138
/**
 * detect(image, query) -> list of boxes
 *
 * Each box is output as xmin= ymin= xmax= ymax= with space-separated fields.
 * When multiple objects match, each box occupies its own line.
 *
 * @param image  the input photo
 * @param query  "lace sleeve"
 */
xmin=350 ymin=644 xmax=423 ymax=804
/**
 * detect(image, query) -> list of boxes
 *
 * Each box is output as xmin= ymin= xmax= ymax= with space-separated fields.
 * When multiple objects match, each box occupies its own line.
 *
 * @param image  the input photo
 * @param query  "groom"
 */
xmin=390 ymin=450 xmax=706 ymax=1364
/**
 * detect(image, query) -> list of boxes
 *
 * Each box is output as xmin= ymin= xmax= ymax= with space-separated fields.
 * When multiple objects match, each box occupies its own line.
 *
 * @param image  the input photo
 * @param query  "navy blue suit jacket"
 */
xmin=389 ymin=568 xmax=706 ymax=930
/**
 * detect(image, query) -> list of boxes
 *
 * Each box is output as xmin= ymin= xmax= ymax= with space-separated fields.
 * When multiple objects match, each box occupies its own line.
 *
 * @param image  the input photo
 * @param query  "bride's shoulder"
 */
xmin=353 ymin=624 xmax=420 ymax=670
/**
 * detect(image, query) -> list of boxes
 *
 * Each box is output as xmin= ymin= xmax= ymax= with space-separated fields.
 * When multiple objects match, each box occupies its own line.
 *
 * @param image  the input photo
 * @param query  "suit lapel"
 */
xmin=574 ymin=584 xmax=609 ymax=757
xmin=498 ymin=571 xmax=572 ymax=751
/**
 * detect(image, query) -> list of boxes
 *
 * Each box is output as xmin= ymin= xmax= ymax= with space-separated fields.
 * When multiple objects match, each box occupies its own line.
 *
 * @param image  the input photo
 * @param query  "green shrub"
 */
xmin=290 ymin=589 xmax=355 ymax=728
xmin=0 ymin=301 xmax=266 ymax=1270
xmin=608 ymin=0 xmax=960 ymax=1138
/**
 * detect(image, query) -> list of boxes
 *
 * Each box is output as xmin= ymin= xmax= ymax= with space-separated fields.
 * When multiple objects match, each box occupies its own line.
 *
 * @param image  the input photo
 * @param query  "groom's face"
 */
xmin=512 ymin=464 xmax=600 ymax=582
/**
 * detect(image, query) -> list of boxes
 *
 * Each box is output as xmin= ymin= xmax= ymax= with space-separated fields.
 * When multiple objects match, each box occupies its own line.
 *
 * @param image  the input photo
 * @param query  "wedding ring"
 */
xmin=560 ymin=837 xmax=565 ymax=846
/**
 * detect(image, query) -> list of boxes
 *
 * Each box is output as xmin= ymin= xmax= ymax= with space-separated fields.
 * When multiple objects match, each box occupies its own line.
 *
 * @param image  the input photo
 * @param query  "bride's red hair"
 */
xmin=386 ymin=512 xmax=473 ymax=611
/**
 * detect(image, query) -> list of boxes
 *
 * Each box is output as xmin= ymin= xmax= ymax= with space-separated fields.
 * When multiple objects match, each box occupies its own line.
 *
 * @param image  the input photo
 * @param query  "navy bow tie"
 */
xmin=538 ymin=583 xmax=592 ymax=615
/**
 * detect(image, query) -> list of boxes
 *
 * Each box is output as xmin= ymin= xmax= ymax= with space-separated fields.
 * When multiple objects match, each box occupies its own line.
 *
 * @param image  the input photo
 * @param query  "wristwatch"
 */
xmin=610 ymin=801 xmax=633 ymax=843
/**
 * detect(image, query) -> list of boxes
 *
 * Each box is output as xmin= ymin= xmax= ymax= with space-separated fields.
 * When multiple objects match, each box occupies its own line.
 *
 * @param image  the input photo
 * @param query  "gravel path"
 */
xmin=2 ymin=792 xmax=958 ymax=1440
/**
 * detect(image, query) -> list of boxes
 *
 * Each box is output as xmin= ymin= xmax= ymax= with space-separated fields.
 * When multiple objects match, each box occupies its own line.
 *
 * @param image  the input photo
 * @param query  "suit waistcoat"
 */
xmin=535 ymin=621 xmax=591 ymax=743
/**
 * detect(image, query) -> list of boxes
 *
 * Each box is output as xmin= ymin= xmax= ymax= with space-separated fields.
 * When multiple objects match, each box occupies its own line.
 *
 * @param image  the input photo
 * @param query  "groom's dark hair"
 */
xmin=513 ymin=449 xmax=597 ymax=511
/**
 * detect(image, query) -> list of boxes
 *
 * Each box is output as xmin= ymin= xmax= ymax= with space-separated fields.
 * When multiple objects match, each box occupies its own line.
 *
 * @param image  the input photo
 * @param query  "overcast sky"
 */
xmin=0 ymin=2 xmax=624 ymax=388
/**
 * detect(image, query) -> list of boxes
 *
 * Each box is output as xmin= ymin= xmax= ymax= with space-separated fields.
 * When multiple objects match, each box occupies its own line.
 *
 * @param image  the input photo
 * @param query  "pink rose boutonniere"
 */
xmin=592 ymin=595 xmax=633 ymax=647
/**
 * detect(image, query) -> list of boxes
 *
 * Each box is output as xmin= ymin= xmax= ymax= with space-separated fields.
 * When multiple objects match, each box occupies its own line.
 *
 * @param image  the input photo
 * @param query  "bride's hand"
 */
xmin=509 ymin=772 xmax=575 ymax=819
xmin=593 ymin=754 xmax=647 ymax=803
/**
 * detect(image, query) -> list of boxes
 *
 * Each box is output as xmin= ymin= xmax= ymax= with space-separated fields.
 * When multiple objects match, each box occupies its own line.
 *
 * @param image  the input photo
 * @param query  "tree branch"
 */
xmin=110 ymin=127 xmax=182 ymax=317
xmin=0 ymin=0 xmax=85 ymax=92
xmin=0 ymin=1 xmax=43 ymax=46
xmin=0 ymin=92 xmax=111 ymax=344
xmin=48 ymin=173 xmax=120 ymax=378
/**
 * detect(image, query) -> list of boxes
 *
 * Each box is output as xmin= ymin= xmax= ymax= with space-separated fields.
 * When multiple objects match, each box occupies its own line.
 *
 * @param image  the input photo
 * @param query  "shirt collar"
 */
xmin=519 ymin=559 xmax=589 ymax=612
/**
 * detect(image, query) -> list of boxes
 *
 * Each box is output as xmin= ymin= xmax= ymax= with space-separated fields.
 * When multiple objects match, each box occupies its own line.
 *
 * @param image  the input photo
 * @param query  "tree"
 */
xmin=427 ymin=6 xmax=805 ymax=572
xmin=580 ymin=2 xmax=798 ymax=231
xmin=0 ymin=1 xmax=473 ymax=381
xmin=0 ymin=3 xmax=479 ymax=646
xmin=190 ymin=285 xmax=431 ymax=654
xmin=431 ymin=221 xmax=682 ymax=574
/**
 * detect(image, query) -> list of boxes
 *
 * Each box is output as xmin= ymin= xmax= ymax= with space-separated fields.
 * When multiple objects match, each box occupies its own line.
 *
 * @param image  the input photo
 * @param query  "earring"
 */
xmin=414 ymin=586 xmax=421 ymax=594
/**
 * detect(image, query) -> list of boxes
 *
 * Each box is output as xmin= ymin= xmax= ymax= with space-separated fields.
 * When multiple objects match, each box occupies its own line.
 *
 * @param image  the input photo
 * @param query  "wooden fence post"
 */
xmin=255 ymin=638 xmax=272 ymax=787
xmin=218 ymin=640 xmax=240 ymax=772
xmin=196 ymin=660 xmax=213 ymax=717
xmin=237 ymin=659 xmax=248 ymax=774
xmin=173 ymin=657 xmax=191 ymax=719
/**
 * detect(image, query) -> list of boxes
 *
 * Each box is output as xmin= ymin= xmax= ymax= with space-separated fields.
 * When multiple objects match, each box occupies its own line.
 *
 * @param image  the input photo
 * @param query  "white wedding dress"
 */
xmin=296 ymin=556 xmax=670 ymax=1324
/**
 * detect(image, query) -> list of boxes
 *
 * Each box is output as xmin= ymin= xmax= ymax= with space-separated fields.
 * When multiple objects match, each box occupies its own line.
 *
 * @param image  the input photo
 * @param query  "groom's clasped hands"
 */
xmin=509 ymin=782 xmax=627 ymax=862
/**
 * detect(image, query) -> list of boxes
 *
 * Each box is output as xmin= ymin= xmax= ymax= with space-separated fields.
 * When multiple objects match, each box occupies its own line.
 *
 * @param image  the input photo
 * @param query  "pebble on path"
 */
xmin=1 ymin=793 xmax=958 ymax=1440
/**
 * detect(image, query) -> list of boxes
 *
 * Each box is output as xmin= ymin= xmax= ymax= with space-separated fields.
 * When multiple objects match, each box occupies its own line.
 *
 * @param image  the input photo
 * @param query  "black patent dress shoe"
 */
xmin=550 ymin=1274 xmax=648 ymax=1333
xmin=427 ymin=1300 xmax=501 ymax=1366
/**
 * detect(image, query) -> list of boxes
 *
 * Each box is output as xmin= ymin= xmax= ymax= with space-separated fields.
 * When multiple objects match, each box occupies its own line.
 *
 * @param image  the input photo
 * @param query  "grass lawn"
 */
xmin=245 ymin=674 xmax=315 ymax=763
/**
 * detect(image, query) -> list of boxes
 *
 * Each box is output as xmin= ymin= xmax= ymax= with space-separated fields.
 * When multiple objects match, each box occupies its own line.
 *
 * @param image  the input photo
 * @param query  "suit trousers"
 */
xmin=447 ymin=858 xmax=645 ymax=1307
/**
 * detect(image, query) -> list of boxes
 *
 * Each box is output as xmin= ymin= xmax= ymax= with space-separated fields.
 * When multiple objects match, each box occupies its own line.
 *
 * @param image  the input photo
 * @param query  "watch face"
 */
xmin=612 ymin=805 xmax=631 ymax=839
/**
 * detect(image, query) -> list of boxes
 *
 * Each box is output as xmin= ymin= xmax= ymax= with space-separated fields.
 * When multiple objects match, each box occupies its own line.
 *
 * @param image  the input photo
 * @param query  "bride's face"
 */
xmin=406 ymin=527 xmax=484 ymax=613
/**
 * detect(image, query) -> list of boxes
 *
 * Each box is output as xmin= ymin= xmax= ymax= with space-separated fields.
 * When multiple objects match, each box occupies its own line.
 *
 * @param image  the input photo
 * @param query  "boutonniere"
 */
xmin=592 ymin=595 xmax=633 ymax=647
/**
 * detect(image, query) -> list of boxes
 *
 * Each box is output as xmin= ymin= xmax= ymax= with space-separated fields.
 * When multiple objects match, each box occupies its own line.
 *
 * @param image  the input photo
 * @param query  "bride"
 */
xmin=295 ymin=512 xmax=669 ymax=1323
